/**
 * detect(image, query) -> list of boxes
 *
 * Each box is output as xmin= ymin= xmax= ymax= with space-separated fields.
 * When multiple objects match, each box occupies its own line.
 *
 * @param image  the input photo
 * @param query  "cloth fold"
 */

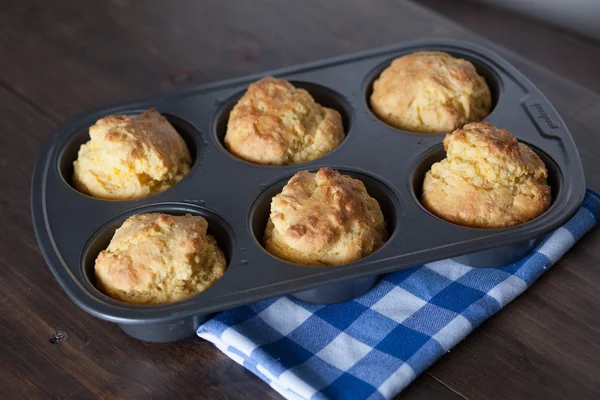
xmin=198 ymin=190 xmax=600 ymax=400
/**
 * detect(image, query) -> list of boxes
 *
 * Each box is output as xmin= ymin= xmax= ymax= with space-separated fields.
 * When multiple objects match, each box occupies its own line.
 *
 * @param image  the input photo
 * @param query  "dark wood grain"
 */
xmin=418 ymin=0 xmax=600 ymax=93
xmin=1 ymin=0 xmax=599 ymax=399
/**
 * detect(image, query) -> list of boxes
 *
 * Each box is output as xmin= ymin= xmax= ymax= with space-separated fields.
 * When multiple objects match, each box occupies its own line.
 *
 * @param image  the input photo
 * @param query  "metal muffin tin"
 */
xmin=31 ymin=39 xmax=586 ymax=343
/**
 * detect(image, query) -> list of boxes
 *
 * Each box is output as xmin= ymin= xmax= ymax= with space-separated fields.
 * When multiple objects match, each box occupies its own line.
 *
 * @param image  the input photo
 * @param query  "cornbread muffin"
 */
xmin=94 ymin=213 xmax=226 ymax=305
xmin=224 ymin=77 xmax=344 ymax=165
xmin=370 ymin=51 xmax=492 ymax=133
xmin=73 ymin=109 xmax=191 ymax=200
xmin=422 ymin=122 xmax=551 ymax=228
xmin=264 ymin=168 xmax=388 ymax=266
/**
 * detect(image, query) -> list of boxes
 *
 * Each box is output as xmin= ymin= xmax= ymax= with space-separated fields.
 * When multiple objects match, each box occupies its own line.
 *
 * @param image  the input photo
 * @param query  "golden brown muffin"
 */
xmin=422 ymin=122 xmax=551 ymax=228
xmin=370 ymin=51 xmax=492 ymax=133
xmin=94 ymin=213 xmax=226 ymax=305
xmin=73 ymin=109 xmax=191 ymax=200
xmin=264 ymin=168 xmax=388 ymax=266
xmin=224 ymin=77 xmax=344 ymax=165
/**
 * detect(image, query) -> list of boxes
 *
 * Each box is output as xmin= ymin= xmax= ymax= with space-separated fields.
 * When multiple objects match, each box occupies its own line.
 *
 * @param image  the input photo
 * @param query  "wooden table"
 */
xmin=1 ymin=1 xmax=599 ymax=399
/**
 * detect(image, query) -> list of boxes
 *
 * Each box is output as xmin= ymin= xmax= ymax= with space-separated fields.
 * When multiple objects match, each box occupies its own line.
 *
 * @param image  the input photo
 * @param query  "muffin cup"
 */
xmin=119 ymin=315 xmax=211 ymax=343
xmin=249 ymin=169 xmax=398 ymax=302
xmin=32 ymin=38 xmax=585 ymax=342
xmin=292 ymin=275 xmax=379 ymax=304
xmin=452 ymin=239 xmax=540 ymax=268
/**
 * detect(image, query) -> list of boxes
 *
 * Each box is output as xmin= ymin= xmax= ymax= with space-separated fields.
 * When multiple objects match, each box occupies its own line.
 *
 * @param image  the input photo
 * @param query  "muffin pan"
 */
xmin=32 ymin=39 xmax=585 ymax=342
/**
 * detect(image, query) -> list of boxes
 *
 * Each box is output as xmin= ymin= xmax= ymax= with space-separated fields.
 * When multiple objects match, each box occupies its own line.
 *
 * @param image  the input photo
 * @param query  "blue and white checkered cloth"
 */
xmin=198 ymin=190 xmax=600 ymax=400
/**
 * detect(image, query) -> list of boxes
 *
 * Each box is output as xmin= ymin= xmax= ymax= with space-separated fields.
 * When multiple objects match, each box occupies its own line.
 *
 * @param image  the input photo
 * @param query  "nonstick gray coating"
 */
xmin=31 ymin=39 xmax=586 ymax=342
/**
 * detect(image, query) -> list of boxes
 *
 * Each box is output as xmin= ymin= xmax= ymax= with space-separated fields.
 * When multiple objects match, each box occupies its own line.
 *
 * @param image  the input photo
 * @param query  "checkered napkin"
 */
xmin=198 ymin=190 xmax=600 ymax=400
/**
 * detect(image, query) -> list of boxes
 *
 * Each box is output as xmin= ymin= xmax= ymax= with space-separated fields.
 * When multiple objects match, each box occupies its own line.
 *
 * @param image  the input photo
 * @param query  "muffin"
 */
xmin=370 ymin=51 xmax=492 ymax=133
xmin=73 ymin=109 xmax=191 ymax=200
xmin=94 ymin=213 xmax=226 ymax=305
xmin=224 ymin=77 xmax=344 ymax=165
xmin=264 ymin=168 xmax=388 ymax=266
xmin=422 ymin=122 xmax=551 ymax=228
